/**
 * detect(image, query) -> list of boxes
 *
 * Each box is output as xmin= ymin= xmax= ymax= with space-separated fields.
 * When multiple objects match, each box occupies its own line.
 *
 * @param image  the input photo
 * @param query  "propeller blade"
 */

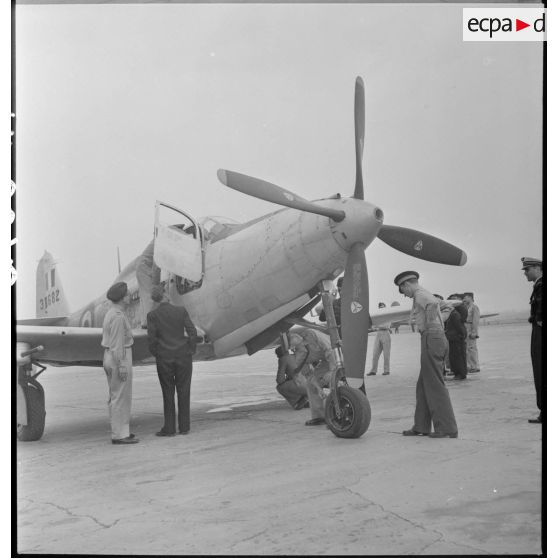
xmin=217 ymin=169 xmax=345 ymax=222
xmin=353 ymin=76 xmax=365 ymax=200
xmin=340 ymin=242 xmax=369 ymax=391
xmin=378 ymin=225 xmax=467 ymax=266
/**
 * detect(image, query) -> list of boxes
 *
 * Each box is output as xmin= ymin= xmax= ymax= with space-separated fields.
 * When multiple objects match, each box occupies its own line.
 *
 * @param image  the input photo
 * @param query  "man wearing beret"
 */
xmin=394 ymin=271 xmax=458 ymax=438
xmin=147 ymin=285 xmax=198 ymax=436
xmin=522 ymin=257 xmax=544 ymax=424
xmin=101 ymin=282 xmax=138 ymax=444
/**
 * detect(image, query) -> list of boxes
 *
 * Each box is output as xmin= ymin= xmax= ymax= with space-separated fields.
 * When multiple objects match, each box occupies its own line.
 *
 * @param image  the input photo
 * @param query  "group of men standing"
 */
xmin=100 ymin=251 xmax=543 ymax=443
xmin=276 ymin=256 xmax=544 ymax=434
xmin=101 ymin=281 xmax=197 ymax=444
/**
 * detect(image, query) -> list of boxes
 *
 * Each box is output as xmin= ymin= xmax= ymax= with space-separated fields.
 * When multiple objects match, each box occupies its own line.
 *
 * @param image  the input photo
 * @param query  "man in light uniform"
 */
xmin=288 ymin=328 xmax=336 ymax=426
xmin=463 ymin=292 xmax=480 ymax=373
xmin=367 ymin=302 xmax=391 ymax=376
xmin=521 ymin=257 xmax=543 ymax=424
xmin=101 ymin=282 xmax=138 ymax=444
xmin=395 ymin=271 xmax=458 ymax=438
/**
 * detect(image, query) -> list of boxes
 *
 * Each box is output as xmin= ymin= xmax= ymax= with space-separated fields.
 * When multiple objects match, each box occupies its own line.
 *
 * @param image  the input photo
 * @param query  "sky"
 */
xmin=14 ymin=3 xmax=543 ymax=317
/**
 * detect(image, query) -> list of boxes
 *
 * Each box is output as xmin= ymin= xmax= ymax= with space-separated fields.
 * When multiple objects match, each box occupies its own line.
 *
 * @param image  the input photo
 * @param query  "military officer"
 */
xmin=395 ymin=271 xmax=458 ymax=438
xmin=367 ymin=302 xmax=391 ymax=376
xmin=463 ymin=292 xmax=481 ymax=373
xmin=522 ymin=257 xmax=543 ymax=424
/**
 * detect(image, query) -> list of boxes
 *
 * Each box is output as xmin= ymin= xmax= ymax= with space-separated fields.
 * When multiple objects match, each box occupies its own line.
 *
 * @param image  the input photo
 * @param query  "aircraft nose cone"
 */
xmin=330 ymin=199 xmax=383 ymax=251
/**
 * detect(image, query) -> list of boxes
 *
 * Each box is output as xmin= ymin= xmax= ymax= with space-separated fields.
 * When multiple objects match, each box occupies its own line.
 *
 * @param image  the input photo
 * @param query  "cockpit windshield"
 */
xmin=200 ymin=216 xmax=242 ymax=242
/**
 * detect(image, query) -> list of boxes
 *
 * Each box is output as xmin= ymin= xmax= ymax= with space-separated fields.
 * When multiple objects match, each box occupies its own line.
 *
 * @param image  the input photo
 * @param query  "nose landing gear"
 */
xmin=319 ymin=280 xmax=371 ymax=438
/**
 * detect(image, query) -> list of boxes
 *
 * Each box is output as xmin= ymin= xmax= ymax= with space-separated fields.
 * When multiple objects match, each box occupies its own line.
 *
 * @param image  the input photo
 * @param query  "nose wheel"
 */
xmin=325 ymin=385 xmax=371 ymax=438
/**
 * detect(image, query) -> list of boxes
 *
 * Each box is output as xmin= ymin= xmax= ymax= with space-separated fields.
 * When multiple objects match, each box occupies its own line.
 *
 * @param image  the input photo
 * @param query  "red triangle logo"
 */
xmin=516 ymin=19 xmax=530 ymax=31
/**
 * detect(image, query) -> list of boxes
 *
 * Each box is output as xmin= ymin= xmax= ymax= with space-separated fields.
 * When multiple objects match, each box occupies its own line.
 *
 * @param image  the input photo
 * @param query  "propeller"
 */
xmin=339 ymin=243 xmax=369 ymax=391
xmin=216 ymin=76 xmax=467 ymax=391
xmin=354 ymin=76 xmax=365 ymax=200
xmin=217 ymin=169 xmax=345 ymax=223
xmin=378 ymin=225 xmax=467 ymax=266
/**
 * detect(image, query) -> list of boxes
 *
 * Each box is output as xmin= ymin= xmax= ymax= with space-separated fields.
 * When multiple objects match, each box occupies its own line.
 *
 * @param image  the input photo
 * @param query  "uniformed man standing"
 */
xmin=367 ymin=302 xmax=391 ymax=376
xmin=522 ymin=257 xmax=544 ymax=424
xmin=395 ymin=271 xmax=458 ymax=438
xmin=463 ymin=292 xmax=480 ymax=373
xmin=101 ymin=282 xmax=138 ymax=444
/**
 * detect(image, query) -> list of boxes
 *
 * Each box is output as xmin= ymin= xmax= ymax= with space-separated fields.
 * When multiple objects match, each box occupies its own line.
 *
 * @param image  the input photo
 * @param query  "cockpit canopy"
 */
xmin=200 ymin=216 xmax=242 ymax=243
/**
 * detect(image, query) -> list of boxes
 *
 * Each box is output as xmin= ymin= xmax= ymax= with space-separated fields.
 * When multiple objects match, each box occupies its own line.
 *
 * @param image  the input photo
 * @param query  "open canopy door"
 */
xmin=154 ymin=201 xmax=204 ymax=285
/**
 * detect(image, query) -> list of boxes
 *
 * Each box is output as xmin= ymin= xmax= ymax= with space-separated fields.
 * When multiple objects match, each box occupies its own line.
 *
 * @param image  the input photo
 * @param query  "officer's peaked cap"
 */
xmin=107 ymin=281 xmax=128 ymax=302
xmin=393 ymin=271 xmax=419 ymax=286
xmin=521 ymin=257 xmax=543 ymax=270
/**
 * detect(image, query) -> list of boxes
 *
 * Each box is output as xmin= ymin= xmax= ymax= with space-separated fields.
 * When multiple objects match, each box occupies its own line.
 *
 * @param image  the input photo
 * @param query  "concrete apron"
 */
xmin=17 ymin=323 xmax=541 ymax=555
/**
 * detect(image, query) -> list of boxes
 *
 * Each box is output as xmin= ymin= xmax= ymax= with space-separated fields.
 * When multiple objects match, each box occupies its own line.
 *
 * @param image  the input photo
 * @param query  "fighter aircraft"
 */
xmin=16 ymin=76 xmax=467 ymax=442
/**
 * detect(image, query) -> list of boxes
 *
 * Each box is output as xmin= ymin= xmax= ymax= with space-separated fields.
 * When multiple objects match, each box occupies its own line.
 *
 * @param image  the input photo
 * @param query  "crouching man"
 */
xmin=288 ymin=329 xmax=336 ymax=426
xmin=275 ymin=346 xmax=309 ymax=410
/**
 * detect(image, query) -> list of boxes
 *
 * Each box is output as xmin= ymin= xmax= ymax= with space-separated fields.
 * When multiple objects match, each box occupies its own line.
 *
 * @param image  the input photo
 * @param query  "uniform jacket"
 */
xmin=101 ymin=305 xmax=133 ymax=364
xmin=529 ymin=276 xmax=543 ymax=326
xmin=147 ymin=302 xmax=198 ymax=360
xmin=465 ymin=303 xmax=480 ymax=336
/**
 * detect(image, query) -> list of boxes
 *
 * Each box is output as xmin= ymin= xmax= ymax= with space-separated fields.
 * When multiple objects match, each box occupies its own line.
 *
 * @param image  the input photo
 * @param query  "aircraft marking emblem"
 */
xmin=351 ymin=301 xmax=363 ymax=314
xmin=283 ymin=193 xmax=295 ymax=202
xmin=414 ymin=240 xmax=423 ymax=252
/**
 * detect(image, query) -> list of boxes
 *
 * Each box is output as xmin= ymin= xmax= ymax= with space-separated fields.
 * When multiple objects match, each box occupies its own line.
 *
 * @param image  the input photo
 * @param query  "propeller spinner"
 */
xmin=217 ymin=76 xmax=467 ymax=390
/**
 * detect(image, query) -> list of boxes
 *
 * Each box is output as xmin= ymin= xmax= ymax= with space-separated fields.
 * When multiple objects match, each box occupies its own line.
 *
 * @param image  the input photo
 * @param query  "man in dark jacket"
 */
xmin=445 ymin=294 xmax=468 ymax=380
xmin=147 ymin=285 xmax=198 ymax=436
xmin=522 ymin=257 xmax=543 ymax=424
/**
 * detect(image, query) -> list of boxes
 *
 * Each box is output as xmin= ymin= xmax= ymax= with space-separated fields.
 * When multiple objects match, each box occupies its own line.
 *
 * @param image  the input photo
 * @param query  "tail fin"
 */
xmin=36 ymin=251 xmax=70 ymax=318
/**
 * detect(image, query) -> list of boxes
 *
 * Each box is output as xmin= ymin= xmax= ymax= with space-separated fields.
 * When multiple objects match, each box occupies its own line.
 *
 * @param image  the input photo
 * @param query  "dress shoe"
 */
xmin=428 ymin=431 xmax=458 ymax=438
xmin=469 ymin=368 xmax=480 ymax=374
xmin=155 ymin=430 xmax=176 ymax=437
xmin=528 ymin=416 xmax=542 ymax=424
xmin=305 ymin=418 xmax=326 ymax=426
xmin=178 ymin=430 xmax=190 ymax=435
xmin=366 ymin=371 xmax=377 ymax=376
xmin=382 ymin=371 xmax=390 ymax=375
xmin=112 ymin=437 xmax=139 ymax=444
xmin=402 ymin=429 xmax=428 ymax=436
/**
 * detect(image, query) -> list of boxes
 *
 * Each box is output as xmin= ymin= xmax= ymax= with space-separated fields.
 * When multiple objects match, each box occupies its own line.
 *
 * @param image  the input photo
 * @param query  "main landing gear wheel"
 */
xmin=325 ymin=386 xmax=371 ymax=439
xmin=17 ymin=378 xmax=46 ymax=442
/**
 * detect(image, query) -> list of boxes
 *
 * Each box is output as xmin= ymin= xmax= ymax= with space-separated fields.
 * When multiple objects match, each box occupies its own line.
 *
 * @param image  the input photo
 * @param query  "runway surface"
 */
xmin=17 ymin=323 xmax=542 ymax=555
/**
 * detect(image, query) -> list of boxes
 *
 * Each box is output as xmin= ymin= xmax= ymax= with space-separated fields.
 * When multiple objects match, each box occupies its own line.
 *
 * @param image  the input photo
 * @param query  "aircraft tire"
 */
xmin=325 ymin=385 xmax=371 ymax=439
xmin=17 ymin=378 xmax=46 ymax=442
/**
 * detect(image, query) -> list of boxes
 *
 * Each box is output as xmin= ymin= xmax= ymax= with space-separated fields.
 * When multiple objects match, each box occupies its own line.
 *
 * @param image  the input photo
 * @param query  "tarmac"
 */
xmin=17 ymin=322 xmax=542 ymax=555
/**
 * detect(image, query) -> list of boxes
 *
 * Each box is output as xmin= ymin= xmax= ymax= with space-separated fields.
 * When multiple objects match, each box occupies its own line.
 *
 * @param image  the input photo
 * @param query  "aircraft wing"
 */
xmin=17 ymin=324 xmax=225 ymax=367
xmin=370 ymin=307 xmax=412 ymax=328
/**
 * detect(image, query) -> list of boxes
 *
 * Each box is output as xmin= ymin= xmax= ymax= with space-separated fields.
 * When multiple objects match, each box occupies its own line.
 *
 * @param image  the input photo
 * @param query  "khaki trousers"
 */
xmin=304 ymin=364 xmax=332 ymax=419
xmin=413 ymin=331 xmax=457 ymax=434
xmin=103 ymin=347 xmax=133 ymax=440
xmin=370 ymin=330 xmax=391 ymax=374
xmin=466 ymin=336 xmax=480 ymax=370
